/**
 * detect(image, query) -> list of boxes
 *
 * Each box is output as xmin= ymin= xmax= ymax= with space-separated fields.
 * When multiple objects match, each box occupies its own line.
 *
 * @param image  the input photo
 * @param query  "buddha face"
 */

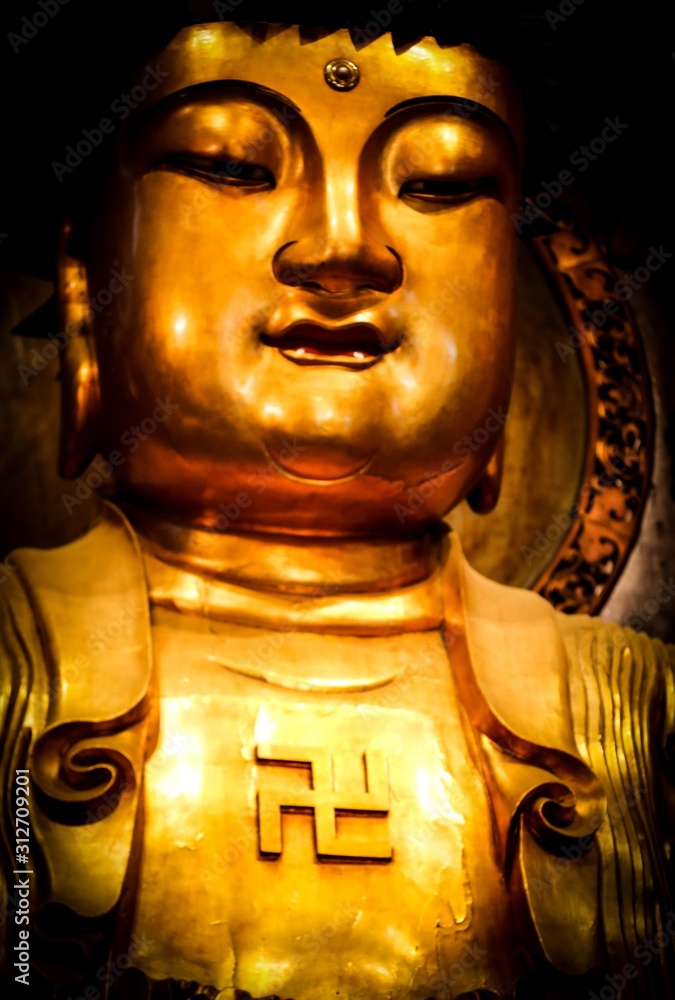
xmin=82 ymin=23 xmax=523 ymax=535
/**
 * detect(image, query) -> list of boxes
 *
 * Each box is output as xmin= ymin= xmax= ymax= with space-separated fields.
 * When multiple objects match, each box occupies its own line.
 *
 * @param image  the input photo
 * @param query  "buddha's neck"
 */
xmin=124 ymin=504 xmax=444 ymax=597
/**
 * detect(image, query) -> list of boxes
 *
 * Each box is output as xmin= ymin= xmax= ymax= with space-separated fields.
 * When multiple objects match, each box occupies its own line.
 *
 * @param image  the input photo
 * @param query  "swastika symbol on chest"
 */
xmin=255 ymin=744 xmax=392 ymax=862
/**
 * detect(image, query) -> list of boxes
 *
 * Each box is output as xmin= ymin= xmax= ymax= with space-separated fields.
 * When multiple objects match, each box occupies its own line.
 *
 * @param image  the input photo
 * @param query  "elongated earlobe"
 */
xmin=57 ymin=221 xmax=101 ymax=479
xmin=467 ymin=435 xmax=504 ymax=515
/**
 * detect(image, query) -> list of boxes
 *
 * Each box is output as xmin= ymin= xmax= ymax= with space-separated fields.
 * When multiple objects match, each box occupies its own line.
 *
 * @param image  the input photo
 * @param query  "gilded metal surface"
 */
xmin=80 ymin=25 xmax=522 ymax=535
xmin=0 ymin=21 xmax=673 ymax=1000
xmin=3 ymin=505 xmax=673 ymax=999
xmin=255 ymin=744 xmax=392 ymax=859
xmin=2 ymin=216 xmax=654 ymax=615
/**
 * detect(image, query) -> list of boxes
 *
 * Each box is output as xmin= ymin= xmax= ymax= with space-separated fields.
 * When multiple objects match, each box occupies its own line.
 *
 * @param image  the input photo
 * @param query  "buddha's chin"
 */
xmin=264 ymin=437 xmax=376 ymax=483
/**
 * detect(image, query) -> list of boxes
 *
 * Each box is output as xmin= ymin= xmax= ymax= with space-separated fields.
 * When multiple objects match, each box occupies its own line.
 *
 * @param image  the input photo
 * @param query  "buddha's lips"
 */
xmin=260 ymin=322 xmax=400 ymax=370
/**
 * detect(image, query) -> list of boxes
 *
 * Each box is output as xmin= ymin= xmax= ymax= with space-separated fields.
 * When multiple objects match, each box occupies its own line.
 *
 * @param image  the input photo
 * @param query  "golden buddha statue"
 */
xmin=1 ymin=8 xmax=673 ymax=1000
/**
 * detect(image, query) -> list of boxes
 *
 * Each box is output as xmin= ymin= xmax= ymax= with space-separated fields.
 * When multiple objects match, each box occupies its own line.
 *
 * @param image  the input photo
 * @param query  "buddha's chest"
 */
xmin=128 ymin=618 xmax=519 ymax=999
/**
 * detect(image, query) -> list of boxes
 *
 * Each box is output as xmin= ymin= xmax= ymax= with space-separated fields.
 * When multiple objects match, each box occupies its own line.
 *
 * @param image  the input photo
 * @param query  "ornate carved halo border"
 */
xmin=530 ymin=207 xmax=653 ymax=616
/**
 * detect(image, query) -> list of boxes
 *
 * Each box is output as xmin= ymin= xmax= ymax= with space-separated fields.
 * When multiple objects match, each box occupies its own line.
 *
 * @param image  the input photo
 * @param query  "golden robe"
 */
xmin=1 ymin=503 xmax=673 ymax=999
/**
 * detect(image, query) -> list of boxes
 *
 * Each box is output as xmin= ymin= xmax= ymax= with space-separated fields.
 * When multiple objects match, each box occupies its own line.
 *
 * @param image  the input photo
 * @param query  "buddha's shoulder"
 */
xmin=554 ymin=605 xmax=674 ymax=675
xmin=458 ymin=546 xmax=674 ymax=684
xmin=0 ymin=502 xmax=149 ymax=696
xmin=554 ymin=612 xmax=675 ymax=738
xmin=3 ymin=501 xmax=141 ymax=597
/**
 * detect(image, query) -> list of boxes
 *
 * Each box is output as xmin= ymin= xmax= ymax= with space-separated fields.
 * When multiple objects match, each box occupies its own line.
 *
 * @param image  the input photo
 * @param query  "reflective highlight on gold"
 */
xmin=255 ymin=745 xmax=392 ymax=860
xmin=0 ymin=20 xmax=673 ymax=1000
xmin=324 ymin=57 xmax=360 ymax=91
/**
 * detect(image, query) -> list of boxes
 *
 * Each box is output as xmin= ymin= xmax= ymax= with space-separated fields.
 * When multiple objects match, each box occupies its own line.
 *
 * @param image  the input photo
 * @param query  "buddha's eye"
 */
xmin=155 ymin=153 xmax=276 ymax=189
xmin=399 ymin=176 xmax=495 ymax=207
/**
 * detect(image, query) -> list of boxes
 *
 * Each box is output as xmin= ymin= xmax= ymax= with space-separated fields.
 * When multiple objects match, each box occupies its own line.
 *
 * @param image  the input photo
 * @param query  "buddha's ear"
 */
xmin=56 ymin=220 xmax=101 ymax=479
xmin=467 ymin=434 xmax=504 ymax=515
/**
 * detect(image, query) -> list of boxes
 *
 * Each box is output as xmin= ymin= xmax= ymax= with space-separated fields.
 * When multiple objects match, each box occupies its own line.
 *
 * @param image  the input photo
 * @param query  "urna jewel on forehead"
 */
xmin=324 ymin=57 xmax=360 ymax=90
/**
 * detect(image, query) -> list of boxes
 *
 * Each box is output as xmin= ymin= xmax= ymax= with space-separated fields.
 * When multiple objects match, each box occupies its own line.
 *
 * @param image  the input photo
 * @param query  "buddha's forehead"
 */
xmin=138 ymin=23 xmax=522 ymax=138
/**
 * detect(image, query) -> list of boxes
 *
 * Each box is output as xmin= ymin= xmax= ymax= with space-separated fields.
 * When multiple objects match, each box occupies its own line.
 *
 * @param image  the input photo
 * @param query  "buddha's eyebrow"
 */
xmin=384 ymin=95 xmax=517 ymax=160
xmin=135 ymin=79 xmax=302 ymax=130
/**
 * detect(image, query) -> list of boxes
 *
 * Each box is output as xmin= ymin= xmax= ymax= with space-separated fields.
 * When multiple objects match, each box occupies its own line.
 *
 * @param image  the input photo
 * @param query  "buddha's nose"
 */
xmin=272 ymin=169 xmax=403 ymax=297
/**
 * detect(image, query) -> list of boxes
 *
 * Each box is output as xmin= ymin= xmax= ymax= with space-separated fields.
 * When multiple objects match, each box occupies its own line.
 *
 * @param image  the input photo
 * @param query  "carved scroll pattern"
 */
xmin=532 ymin=208 xmax=653 ymax=615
